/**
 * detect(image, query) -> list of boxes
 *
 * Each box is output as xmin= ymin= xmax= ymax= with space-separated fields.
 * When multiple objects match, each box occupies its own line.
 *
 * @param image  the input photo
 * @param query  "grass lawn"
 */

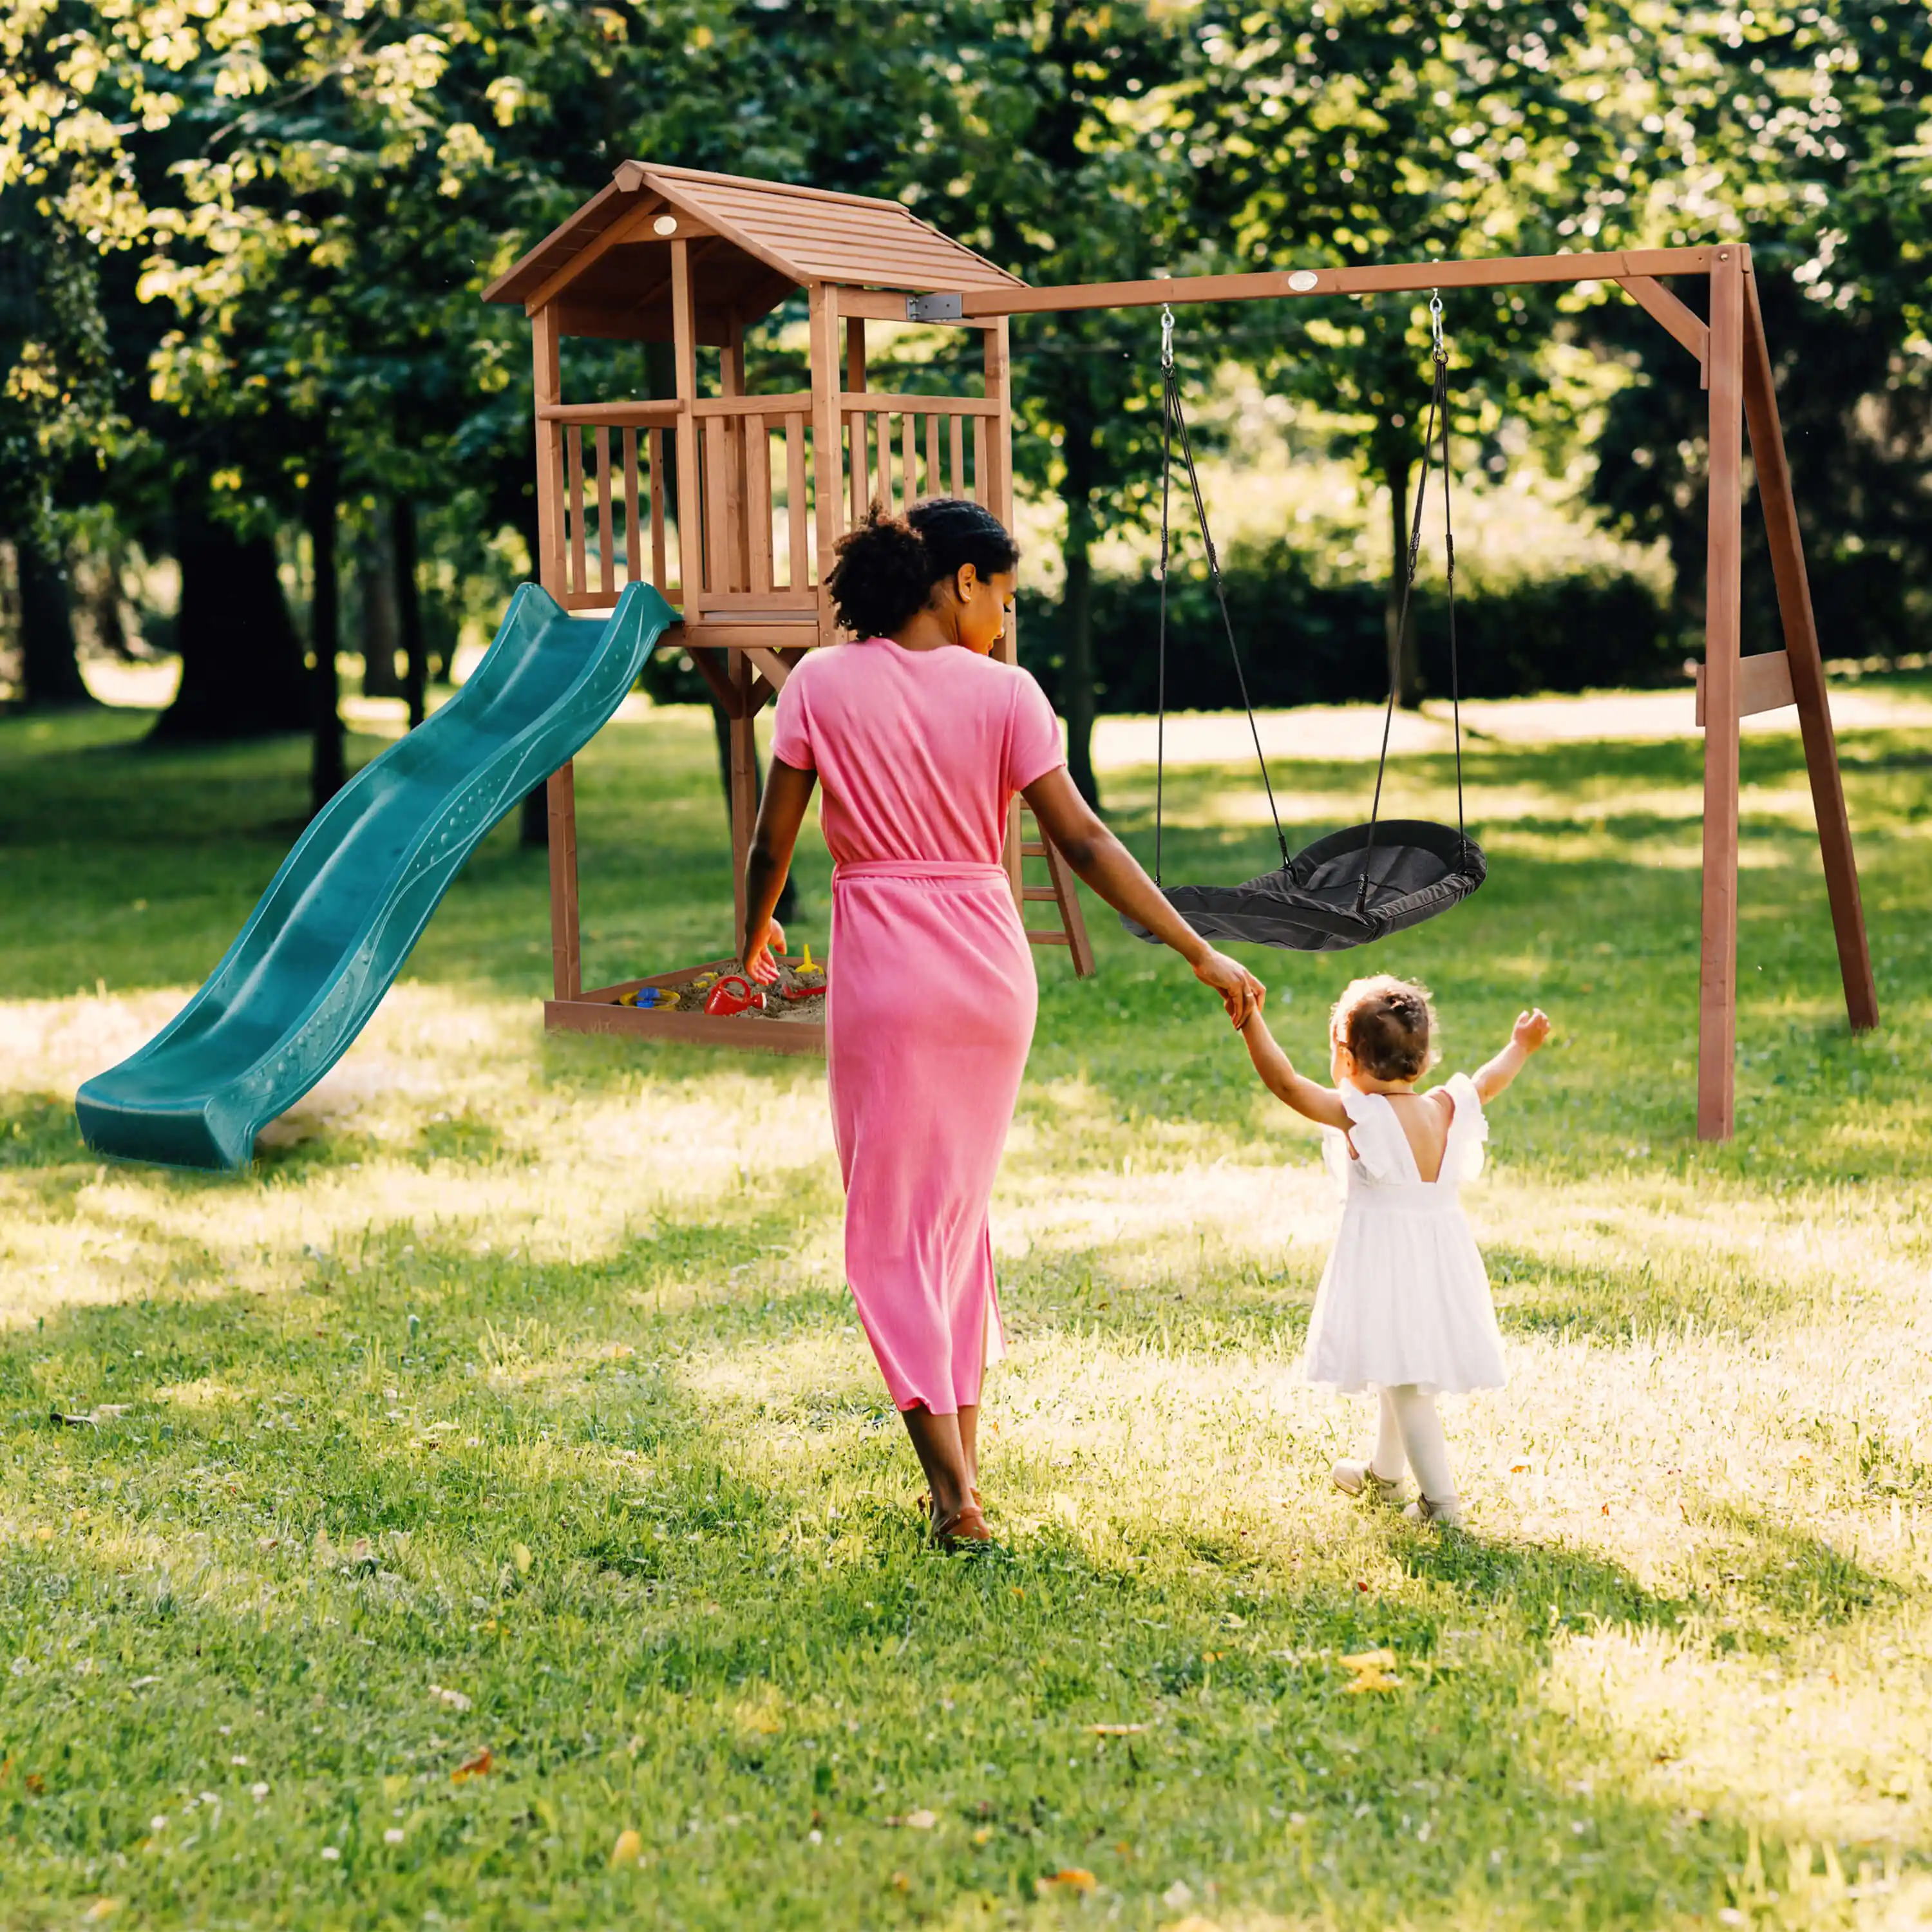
xmin=1 ymin=690 xmax=1929 ymax=1930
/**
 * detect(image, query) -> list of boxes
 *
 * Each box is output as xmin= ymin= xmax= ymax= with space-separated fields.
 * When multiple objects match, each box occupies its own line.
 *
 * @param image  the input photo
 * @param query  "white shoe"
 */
xmin=1332 ymin=1459 xmax=1410 ymax=1506
xmin=1403 ymin=1494 xmax=1465 ymax=1528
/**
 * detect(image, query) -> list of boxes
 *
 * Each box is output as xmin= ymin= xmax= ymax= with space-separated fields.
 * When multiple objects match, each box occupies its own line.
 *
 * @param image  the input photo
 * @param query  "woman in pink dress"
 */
xmin=742 ymin=499 xmax=1262 ymax=1546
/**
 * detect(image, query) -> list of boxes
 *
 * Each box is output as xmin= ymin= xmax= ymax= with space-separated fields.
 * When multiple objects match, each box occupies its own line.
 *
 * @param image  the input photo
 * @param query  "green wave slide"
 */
xmin=76 ymin=581 xmax=677 ymax=1173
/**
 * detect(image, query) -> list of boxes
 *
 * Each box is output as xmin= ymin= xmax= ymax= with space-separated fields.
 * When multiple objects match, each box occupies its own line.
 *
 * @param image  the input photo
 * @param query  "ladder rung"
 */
xmin=1020 ymin=842 xmax=1047 ymax=857
xmin=1021 ymin=886 xmax=1058 ymax=901
xmin=1026 ymin=930 xmax=1070 ymax=946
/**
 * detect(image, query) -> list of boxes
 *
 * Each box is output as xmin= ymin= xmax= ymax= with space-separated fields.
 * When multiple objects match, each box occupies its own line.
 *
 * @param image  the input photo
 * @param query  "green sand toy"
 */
xmin=76 ymin=582 xmax=676 ymax=1171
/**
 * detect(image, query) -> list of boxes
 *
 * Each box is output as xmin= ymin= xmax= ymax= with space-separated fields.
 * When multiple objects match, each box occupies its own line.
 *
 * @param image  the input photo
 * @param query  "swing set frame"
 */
xmin=488 ymin=165 xmax=1872 ymax=1142
xmin=954 ymin=240 xmax=1875 ymax=1143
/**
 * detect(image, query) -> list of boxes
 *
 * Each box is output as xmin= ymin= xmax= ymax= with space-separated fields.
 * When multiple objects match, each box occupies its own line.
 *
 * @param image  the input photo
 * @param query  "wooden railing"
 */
xmin=538 ymin=388 xmax=999 ymax=620
xmin=840 ymin=392 xmax=998 ymax=526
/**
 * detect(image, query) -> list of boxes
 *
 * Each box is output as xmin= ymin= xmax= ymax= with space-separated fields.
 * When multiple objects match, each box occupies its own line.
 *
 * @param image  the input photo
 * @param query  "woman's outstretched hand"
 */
xmin=1193 ymin=947 xmax=1265 ymax=1028
xmin=742 ymin=916 xmax=786 ymax=985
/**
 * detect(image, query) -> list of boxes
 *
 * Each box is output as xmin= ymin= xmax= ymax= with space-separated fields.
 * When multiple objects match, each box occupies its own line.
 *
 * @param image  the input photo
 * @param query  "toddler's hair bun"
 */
xmin=1331 ymin=974 xmax=1438 ymax=1082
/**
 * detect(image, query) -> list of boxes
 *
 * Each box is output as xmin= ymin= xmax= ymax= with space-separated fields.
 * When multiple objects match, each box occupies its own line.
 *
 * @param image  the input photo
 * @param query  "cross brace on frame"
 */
xmin=930 ymin=242 xmax=1877 ymax=1141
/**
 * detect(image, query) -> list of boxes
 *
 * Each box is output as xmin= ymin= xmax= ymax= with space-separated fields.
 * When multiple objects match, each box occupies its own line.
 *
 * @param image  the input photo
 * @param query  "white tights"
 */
xmin=1370 ymin=1385 xmax=1457 ymax=1505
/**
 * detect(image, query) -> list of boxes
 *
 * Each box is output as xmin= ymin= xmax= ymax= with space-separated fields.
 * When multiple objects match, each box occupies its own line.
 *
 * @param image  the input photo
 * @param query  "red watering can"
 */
xmin=703 ymin=974 xmax=765 ymax=1018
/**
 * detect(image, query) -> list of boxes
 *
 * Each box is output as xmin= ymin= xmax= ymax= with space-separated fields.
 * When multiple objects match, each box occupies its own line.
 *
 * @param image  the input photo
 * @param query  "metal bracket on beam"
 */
xmin=905 ymin=292 xmax=964 ymax=323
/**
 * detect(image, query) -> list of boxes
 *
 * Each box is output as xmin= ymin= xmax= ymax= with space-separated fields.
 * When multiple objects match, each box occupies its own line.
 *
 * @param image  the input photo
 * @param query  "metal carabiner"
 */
xmin=1430 ymin=289 xmax=1446 ymax=364
xmin=1160 ymin=303 xmax=1175 ymax=373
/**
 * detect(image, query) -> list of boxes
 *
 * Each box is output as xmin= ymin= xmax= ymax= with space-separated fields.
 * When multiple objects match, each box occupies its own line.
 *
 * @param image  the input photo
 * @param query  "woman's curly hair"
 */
xmin=825 ymin=497 xmax=1019 ymax=639
xmin=1330 ymin=974 xmax=1439 ymax=1083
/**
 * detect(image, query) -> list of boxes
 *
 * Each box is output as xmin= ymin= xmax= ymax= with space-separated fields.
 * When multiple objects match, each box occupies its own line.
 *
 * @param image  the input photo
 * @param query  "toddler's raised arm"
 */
xmin=1239 ymin=1011 xmax=1351 ymax=1130
xmin=1473 ymin=1008 xmax=1551 ymax=1103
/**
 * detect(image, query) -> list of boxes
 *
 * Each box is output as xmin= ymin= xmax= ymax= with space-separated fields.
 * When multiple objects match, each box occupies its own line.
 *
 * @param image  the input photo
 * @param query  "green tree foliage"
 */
xmin=1586 ymin=2 xmax=1932 ymax=658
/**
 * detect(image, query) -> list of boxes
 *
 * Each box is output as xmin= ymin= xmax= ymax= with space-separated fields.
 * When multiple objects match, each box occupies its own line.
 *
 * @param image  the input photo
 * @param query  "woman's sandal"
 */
xmin=931 ymin=1499 xmax=993 ymax=1549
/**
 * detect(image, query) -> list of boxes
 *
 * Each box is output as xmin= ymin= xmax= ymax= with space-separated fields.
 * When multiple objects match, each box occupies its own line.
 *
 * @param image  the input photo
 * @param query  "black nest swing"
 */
xmin=1121 ymin=299 xmax=1484 ymax=954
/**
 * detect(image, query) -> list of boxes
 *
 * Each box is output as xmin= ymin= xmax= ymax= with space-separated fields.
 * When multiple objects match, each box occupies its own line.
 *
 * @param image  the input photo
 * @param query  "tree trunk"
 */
xmin=394 ymin=497 xmax=426 ymax=729
xmin=1385 ymin=454 xmax=1421 ymax=709
xmin=357 ymin=516 xmax=403 ymax=697
xmin=151 ymin=510 xmax=309 ymax=741
xmin=15 ymin=535 xmax=95 ymax=709
xmin=1059 ymin=417 xmax=1102 ymax=809
xmin=307 ymin=453 xmax=345 ymax=815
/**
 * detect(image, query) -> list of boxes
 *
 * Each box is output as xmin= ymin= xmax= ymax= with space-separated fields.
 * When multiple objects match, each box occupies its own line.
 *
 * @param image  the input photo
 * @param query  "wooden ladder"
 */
xmin=1014 ymin=804 xmax=1096 ymax=977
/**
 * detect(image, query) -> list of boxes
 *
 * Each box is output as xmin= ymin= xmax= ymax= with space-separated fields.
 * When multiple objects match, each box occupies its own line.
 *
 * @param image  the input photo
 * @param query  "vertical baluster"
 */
xmin=926 ymin=415 xmax=941 ymax=498
xmin=649 ymin=428 xmax=668 ymax=592
xmin=705 ymin=414 xmax=731 ymax=594
xmin=949 ymin=414 xmax=965 ymax=498
xmin=875 ymin=413 xmax=892 ymax=514
xmin=971 ymin=417 xmax=989 ymax=508
xmin=595 ymin=428 xmax=616 ymax=599
xmin=785 ymin=413 xmax=808 ymax=592
xmin=903 ymin=413 xmax=918 ymax=509
xmin=566 ymin=427 xmax=587 ymax=594
xmin=621 ymin=429 xmax=641 ymax=583
xmin=848 ymin=408 xmax=867 ymax=527
xmin=748 ymin=415 xmax=774 ymax=593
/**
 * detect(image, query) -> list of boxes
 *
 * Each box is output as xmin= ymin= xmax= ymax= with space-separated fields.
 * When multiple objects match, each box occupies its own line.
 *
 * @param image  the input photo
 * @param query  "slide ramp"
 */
xmin=77 ymin=582 xmax=676 ymax=1171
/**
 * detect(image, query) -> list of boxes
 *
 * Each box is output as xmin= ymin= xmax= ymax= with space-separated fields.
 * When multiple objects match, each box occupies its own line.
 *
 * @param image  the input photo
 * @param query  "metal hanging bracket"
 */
xmin=905 ymin=292 xmax=965 ymax=323
xmin=1160 ymin=303 xmax=1175 ymax=372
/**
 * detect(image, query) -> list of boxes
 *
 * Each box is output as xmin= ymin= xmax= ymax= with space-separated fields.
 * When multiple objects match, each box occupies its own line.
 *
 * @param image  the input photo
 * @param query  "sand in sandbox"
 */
xmin=672 ymin=958 xmax=826 ymax=1024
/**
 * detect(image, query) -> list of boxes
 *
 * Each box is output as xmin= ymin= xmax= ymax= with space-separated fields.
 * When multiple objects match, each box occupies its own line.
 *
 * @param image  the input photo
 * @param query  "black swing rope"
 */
xmin=1128 ymin=294 xmax=1484 ymax=956
xmin=1357 ymin=291 xmax=1468 ymax=909
xmin=1153 ymin=304 xmax=1292 ymax=884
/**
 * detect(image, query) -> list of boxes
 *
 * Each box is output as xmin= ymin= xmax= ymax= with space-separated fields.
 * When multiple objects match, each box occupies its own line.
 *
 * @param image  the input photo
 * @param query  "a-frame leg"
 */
xmin=1740 ymin=274 xmax=1879 ymax=1035
xmin=1698 ymin=248 xmax=1747 ymax=1142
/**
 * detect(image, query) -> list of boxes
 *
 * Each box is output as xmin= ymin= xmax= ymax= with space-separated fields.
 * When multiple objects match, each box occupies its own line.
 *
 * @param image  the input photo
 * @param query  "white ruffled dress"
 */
xmin=1302 ymin=1074 xmax=1507 ymax=1396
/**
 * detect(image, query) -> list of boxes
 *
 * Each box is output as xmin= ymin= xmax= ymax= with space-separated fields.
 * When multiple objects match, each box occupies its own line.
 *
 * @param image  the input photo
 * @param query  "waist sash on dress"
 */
xmin=835 ymin=860 xmax=1010 ymax=889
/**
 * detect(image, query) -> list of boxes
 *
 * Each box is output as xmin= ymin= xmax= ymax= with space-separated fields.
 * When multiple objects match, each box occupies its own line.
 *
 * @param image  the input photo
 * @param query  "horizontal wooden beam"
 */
xmin=1695 ymin=647 xmax=1794 ymax=726
xmin=689 ymin=390 xmax=815 ymax=417
xmin=955 ymin=245 xmax=1723 ymax=317
xmin=837 ymin=391 xmax=1000 ymax=416
xmin=538 ymin=399 xmax=681 ymax=424
xmin=835 ymin=287 xmax=999 ymax=327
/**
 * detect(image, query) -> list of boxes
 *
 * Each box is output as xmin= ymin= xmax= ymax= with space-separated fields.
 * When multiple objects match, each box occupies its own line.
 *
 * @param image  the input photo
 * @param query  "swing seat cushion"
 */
xmin=1121 ymin=819 xmax=1485 ymax=953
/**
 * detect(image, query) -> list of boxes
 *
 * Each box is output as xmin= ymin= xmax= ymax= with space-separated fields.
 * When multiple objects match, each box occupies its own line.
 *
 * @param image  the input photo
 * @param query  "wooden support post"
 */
xmin=547 ymin=759 xmax=582 ymax=1001
xmin=809 ymin=284 xmax=842 ymax=641
xmin=670 ymin=240 xmax=704 ymax=600
xmin=984 ymin=317 xmax=1025 ymax=899
xmin=1698 ymin=247 xmax=1747 ymax=1141
xmin=723 ymin=314 xmax=752 ymax=591
xmin=532 ymin=302 xmax=582 ymax=1003
xmin=1741 ymin=272 xmax=1878 ymax=1035
xmin=729 ymin=652 xmax=758 ymax=943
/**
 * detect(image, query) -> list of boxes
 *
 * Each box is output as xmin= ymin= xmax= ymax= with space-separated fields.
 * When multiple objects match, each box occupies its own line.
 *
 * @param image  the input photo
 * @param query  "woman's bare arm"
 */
xmin=1021 ymin=766 xmax=1264 ymax=1027
xmin=1238 ymin=1010 xmax=1352 ymax=1129
xmin=740 ymin=756 xmax=818 ymax=981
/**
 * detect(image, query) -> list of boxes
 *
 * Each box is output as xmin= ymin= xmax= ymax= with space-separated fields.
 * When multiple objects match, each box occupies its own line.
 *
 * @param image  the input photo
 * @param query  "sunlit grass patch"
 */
xmin=1 ymin=693 xmax=1930 ymax=1927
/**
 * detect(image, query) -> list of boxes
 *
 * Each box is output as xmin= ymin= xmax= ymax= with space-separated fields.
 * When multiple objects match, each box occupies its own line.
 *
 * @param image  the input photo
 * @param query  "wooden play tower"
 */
xmin=488 ymin=163 xmax=1876 ymax=1140
xmin=482 ymin=162 xmax=1096 ymax=1060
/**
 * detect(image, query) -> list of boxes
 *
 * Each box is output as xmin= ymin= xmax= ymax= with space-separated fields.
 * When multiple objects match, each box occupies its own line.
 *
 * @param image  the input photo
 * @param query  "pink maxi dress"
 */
xmin=770 ymin=637 xmax=1066 ymax=1414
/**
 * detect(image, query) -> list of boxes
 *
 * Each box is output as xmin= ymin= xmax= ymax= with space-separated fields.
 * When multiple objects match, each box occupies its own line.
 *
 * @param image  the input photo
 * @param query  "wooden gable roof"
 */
xmin=481 ymin=163 xmax=1022 ymax=341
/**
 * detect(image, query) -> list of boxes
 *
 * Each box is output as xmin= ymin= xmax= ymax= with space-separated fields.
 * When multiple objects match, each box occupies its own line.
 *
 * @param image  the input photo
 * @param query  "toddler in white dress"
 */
xmin=1238 ymin=974 xmax=1551 ymax=1526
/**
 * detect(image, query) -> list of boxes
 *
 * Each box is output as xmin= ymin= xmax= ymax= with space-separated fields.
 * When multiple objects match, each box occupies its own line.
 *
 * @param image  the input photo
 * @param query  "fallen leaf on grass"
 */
xmin=82 ymin=1900 xmax=122 ymax=1922
xmin=1089 ymin=1723 xmax=1146 ymax=1736
xmin=886 ymin=1808 xmax=937 ymax=1829
xmin=452 ymin=1749 xmax=493 ymax=1782
xmin=610 ymin=1827 xmax=643 ymax=1868
xmin=512 ymin=1544 xmax=533 ymax=1575
xmin=1338 ymin=1648 xmax=1401 ymax=1694
xmin=1037 ymin=1869 xmax=1096 ymax=1894
xmin=889 ymin=1871 xmax=911 ymax=1891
